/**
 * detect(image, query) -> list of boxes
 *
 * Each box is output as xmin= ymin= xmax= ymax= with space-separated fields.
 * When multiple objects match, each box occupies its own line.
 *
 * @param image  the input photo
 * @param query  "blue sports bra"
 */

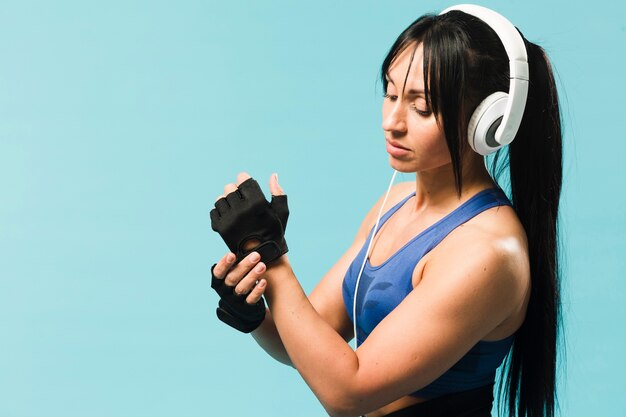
xmin=342 ymin=187 xmax=515 ymax=399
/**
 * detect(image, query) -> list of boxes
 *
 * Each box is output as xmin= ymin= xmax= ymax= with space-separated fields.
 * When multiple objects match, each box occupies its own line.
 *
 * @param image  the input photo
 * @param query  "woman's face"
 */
xmin=382 ymin=43 xmax=451 ymax=173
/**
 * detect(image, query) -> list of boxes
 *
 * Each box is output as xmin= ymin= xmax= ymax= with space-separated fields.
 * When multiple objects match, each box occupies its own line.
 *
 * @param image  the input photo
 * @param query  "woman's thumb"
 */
xmin=269 ymin=173 xmax=285 ymax=196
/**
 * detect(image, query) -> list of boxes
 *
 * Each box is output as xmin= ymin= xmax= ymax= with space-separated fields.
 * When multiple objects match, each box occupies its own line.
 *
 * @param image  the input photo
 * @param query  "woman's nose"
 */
xmin=382 ymin=102 xmax=407 ymax=133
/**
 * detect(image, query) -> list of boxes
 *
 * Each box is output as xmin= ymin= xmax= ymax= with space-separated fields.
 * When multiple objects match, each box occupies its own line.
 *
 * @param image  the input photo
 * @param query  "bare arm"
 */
xmin=261 ymin=234 xmax=525 ymax=417
xmin=234 ymin=175 xmax=414 ymax=367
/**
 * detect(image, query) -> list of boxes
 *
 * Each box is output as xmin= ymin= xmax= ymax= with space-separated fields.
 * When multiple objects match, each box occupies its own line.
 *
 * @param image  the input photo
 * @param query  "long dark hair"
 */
xmin=381 ymin=11 xmax=563 ymax=417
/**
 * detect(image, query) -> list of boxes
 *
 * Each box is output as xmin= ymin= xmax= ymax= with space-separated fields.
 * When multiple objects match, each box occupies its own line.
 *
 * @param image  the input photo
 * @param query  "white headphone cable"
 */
xmin=352 ymin=169 xmax=398 ymax=350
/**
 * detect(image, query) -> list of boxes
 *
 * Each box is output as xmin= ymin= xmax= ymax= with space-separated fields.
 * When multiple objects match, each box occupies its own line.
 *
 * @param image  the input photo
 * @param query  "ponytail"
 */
xmin=495 ymin=40 xmax=563 ymax=417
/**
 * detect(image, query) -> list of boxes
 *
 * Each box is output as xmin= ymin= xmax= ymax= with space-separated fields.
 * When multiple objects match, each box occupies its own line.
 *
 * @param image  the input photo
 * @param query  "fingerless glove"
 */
xmin=210 ymin=178 xmax=289 ymax=264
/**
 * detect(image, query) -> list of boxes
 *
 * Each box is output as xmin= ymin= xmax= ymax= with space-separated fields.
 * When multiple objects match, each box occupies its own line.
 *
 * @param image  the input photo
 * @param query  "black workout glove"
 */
xmin=211 ymin=264 xmax=266 ymax=333
xmin=210 ymin=178 xmax=289 ymax=265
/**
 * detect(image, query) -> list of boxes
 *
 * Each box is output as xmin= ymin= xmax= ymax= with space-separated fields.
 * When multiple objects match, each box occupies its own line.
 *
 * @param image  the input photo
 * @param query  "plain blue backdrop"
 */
xmin=1 ymin=1 xmax=624 ymax=416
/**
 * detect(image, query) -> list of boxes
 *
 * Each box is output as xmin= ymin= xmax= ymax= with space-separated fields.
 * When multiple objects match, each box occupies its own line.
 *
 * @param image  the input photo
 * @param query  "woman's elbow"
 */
xmin=319 ymin=388 xmax=370 ymax=417
xmin=322 ymin=403 xmax=360 ymax=417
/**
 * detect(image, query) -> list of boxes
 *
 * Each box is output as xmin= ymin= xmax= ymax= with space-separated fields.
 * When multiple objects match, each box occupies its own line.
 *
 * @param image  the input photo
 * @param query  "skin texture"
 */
xmin=211 ymin=43 xmax=531 ymax=417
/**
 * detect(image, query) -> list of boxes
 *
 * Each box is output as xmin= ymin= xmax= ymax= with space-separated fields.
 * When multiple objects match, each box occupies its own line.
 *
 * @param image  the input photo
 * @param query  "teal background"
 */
xmin=1 ymin=0 xmax=624 ymax=416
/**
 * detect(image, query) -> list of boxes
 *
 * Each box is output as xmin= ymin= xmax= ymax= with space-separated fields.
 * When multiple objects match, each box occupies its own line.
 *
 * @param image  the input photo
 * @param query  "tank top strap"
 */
xmin=364 ymin=187 xmax=512 ymax=270
xmin=366 ymin=191 xmax=417 ymax=239
xmin=368 ymin=188 xmax=510 ymax=242
xmin=417 ymin=187 xmax=512 ymax=253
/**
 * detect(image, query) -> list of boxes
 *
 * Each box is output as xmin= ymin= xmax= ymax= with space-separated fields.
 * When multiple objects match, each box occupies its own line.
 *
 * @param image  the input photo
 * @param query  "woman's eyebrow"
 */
xmin=406 ymin=89 xmax=425 ymax=96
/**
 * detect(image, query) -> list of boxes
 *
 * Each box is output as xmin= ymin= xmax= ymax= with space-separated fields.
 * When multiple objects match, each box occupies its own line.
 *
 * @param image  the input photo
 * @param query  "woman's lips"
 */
xmin=386 ymin=139 xmax=411 ymax=157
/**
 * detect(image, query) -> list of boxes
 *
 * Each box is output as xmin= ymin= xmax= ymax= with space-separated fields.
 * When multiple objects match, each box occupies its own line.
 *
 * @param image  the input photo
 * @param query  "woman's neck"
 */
xmin=411 ymin=156 xmax=496 ymax=214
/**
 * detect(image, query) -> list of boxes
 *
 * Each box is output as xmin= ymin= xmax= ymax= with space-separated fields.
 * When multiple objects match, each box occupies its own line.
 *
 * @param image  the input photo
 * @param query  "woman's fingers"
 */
xmin=235 ymin=261 xmax=266 ymax=294
xmin=213 ymin=251 xmax=267 ymax=305
xmin=236 ymin=172 xmax=252 ymax=186
xmin=269 ymin=173 xmax=285 ymax=196
xmin=246 ymin=279 xmax=267 ymax=304
xmin=223 ymin=182 xmax=237 ymax=197
xmin=213 ymin=252 xmax=236 ymax=279
xmin=224 ymin=251 xmax=261 ymax=287
xmin=215 ymin=172 xmax=280 ymax=202
xmin=214 ymin=172 xmax=251 ymax=203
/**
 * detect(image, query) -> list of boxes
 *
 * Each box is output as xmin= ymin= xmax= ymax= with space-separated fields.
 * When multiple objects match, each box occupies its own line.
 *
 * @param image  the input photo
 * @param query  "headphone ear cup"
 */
xmin=467 ymin=91 xmax=509 ymax=156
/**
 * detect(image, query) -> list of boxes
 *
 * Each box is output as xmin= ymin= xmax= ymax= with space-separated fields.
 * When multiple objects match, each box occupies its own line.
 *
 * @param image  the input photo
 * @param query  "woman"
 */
xmin=210 ymin=5 xmax=562 ymax=417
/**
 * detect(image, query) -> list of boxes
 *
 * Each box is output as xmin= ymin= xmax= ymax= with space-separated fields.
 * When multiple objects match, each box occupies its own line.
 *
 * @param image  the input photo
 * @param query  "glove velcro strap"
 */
xmin=239 ymin=240 xmax=287 ymax=265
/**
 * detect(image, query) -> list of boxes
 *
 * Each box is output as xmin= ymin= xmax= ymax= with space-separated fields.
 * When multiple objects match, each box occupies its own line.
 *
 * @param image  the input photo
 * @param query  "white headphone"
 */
xmin=440 ymin=4 xmax=529 ymax=156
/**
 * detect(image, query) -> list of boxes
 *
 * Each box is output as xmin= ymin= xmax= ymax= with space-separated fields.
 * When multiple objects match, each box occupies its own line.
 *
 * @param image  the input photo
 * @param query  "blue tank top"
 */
xmin=342 ymin=187 xmax=514 ymax=399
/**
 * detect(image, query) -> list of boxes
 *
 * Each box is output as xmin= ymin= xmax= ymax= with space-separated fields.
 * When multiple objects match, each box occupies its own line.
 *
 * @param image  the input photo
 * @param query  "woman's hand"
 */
xmin=211 ymin=250 xmax=268 ymax=333
xmin=211 ymin=172 xmax=289 ymax=265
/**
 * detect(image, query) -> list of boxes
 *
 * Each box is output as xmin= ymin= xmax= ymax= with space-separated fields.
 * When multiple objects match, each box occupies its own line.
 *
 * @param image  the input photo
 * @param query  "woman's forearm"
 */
xmin=251 ymin=308 xmax=294 ymax=367
xmin=263 ymin=259 xmax=362 ymax=416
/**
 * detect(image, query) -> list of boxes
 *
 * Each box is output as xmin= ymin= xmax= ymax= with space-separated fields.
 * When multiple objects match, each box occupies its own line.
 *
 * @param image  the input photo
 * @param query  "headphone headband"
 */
xmin=439 ymin=4 xmax=529 ymax=149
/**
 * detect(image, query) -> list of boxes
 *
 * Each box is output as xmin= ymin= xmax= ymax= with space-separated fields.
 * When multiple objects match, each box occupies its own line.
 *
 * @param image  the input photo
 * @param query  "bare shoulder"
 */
xmin=422 ymin=204 xmax=531 ymax=335
xmin=428 ymin=203 xmax=529 ymax=277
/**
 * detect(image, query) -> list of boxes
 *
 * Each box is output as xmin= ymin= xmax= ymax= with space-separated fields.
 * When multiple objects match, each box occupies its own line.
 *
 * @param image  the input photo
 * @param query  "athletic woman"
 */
xmin=210 ymin=5 xmax=562 ymax=417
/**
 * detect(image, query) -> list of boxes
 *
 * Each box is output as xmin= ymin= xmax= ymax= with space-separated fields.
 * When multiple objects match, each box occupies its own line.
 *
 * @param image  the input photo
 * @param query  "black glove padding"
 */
xmin=210 ymin=177 xmax=289 ymax=264
xmin=211 ymin=264 xmax=266 ymax=333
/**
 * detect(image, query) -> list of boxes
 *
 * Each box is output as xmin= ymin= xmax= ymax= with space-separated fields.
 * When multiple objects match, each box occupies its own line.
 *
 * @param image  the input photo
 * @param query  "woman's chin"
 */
xmin=389 ymin=157 xmax=417 ymax=173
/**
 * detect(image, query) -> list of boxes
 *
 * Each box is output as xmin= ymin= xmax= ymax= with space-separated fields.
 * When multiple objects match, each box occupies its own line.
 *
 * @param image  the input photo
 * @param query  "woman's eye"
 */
xmin=410 ymin=103 xmax=431 ymax=117
xmin=384 ymin=93 xmax=398 ymax=101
